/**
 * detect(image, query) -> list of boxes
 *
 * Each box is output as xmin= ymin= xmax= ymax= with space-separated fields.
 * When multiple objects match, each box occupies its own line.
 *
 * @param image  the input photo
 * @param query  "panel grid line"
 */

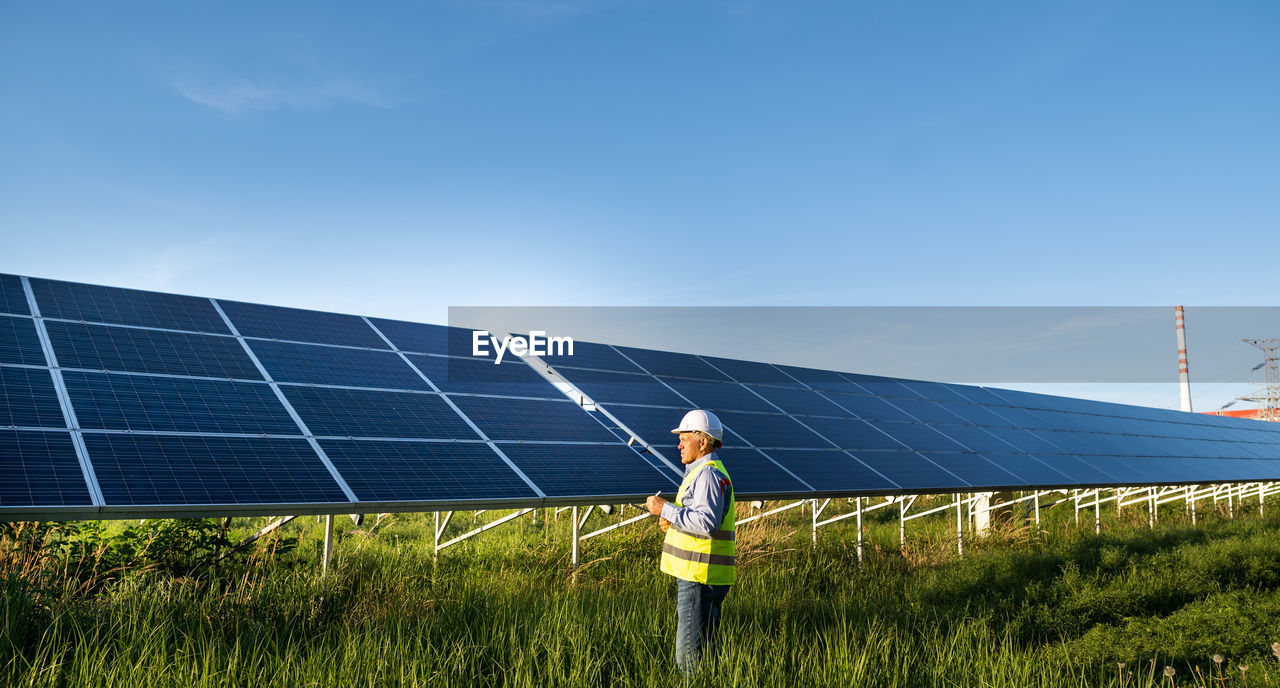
xmin=20 ymin=276 xmax=104 ymax=507
xmin=609 ymin=344 xmax=818 ymax=490
xmin=362 ymin=316 xmax=548 ymax=499
xmin=210 ymin=298 xmax=359 ymax=504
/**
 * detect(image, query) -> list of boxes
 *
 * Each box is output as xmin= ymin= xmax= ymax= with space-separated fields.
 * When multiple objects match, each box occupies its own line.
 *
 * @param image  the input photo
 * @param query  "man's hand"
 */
xmin=658 ymin=517 xmax=671 ymax=533
xmin=645 ymin=492 xmax=666 ymax=516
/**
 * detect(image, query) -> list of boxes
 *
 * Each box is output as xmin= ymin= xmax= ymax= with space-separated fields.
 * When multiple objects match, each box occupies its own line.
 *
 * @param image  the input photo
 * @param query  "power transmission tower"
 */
xmin=1237 ymin=338 xmax=1280 ymax=422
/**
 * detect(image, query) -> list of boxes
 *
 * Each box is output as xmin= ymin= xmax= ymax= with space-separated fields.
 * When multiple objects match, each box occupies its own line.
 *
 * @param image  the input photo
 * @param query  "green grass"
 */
xmin=4 ymin=497 xmax=1280 ymax=687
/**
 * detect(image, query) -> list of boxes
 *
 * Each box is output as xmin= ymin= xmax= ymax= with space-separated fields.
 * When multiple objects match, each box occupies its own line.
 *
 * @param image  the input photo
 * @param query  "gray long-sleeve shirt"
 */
xmin=660 ymin=454 xmax=731 ymax=538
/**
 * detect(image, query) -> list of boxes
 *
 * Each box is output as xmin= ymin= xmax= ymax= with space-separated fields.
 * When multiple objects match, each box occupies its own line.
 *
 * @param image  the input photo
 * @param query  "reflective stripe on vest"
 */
xmin=660 ymin=458 xmax=735 ymax=585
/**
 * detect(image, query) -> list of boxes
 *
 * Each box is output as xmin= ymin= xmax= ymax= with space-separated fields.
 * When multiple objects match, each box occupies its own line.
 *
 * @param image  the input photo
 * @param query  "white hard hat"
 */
xmin=670 ymin=409 xmax=723 ymax=442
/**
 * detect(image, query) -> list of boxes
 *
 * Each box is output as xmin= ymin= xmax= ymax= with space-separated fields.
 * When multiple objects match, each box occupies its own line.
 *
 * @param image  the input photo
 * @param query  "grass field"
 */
xmin=4 ymin=495 xmax=1280 ymax=687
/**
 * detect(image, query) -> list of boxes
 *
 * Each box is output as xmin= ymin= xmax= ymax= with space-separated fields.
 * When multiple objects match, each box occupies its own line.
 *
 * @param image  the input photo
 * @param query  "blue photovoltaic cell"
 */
xmin=1035 ymin=455 xmax=1123 ymax=484
xmin=927 ymin=425 xmax=1019 ymax=453
xmin=250 ymin=340 xmax=428 ymax=390
xmin=0 ymin=275 xmax=31 ymax=316
xmin=895 ymin=381 xmax=972 ymax=403
xmin=31 ymin=278 xmax=229 ymax=334
xmin=614 ymin=346 xmax=730 ymax=381
xmin=0 ymin=366 xmax=67 ymax=428
xmin=767 ymin=449 xmax=899 ymax=492
xmin=64 ymin=372 xmax=299 ymax=435
xmin=0 ymin=430 xmax=91 ymax=506
xmin=319 ymin=439 xmax=538 ymax=502
xmin=822 ymin=393 xmax=918 ymax=423
xmin=539 ymin=340 xmax=645 ymax=374
xmin=700 ymin=356 xmax=799 ymax=386
xmin=981 ymin=427 xmax=1064 ymax=454
xmin=718 ymin=411 xmax=834 ymax=449
xmin=711 ymin=447 xmax=812 ymax=495
xmin=855 ymin=380 xmax=922 ymax=400
xmin=936 ymin=403 xmax=1019 ymax=428
xmin=450 ymin=395 xmax=621 ymax=443
xmin=558 ymin=369 xmax=689 ymax=408
xmin=85 ymin=434 xmax=348 ymax=506
xmin=367 ymin=317 xmax=450 ymax=354
xmin=875 ymin=423 xmax=968 ymax=453
xmin=749 ymin=386 xmax=850 ymax=417
xmin=853 ymin=452 xmax=972 ymax=491
xmin=919 ymin=453 xmax=1025 ymax=488
xmin=282 ymin=386 xmax=477 ymax=439
xmin=47 ymin=322 xmax=262 ymax=380
xmin=662 ymin=380 xmax=776 ymax=414
xmin=499 ymin=443 xmax=677 ymax=497
xmin=801 ymin=417 xmax=906 ymax=451
xmin=599 ymin=404 xmax=691 ymax=452
xmin=219 ymin=300 xmax=387 ymax=349
xmin=983 ymin=404 xmax=1054 ymax=430
xmin=943 ymin=384 xmax=1016 ymax=407
xmin=771 ymin=365 xmax=850 ymax=391
xmin=0 ymin=316 xmax=47 ymax=366
xmin=408 ymin=354 xmax=561 ymax=398
xmin=882 ymin=398 xmax=968 ymax=425
xmin=980 ymin=454 xmax=1073 ymax=485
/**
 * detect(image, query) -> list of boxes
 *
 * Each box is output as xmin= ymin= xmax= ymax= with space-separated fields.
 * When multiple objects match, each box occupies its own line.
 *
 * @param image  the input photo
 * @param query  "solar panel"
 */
xmin=249 ymin=340 xmax=428 ymax=390
xmin=662 ymin=379 xmax=779 ymax=414
xmin=449 ymin=396 xmax=622 ymax=443
xmin=408 ymin=353 xmax=561 ymax=398
xmin=0 ymin=276 xmax=31 ymax=316
xmin=64 ymin=372 xmax=300 ymax=435
xmin=0 ymin=366 xmax=65 ymax=428
xmin=0 ymin=430 xmax=91 ymax=507
xmin=0 ymin=316 xmax=45 ymax=366
xmin=220 ymin=300 xmax=387 ymax=349
xmin=564 ymin=369 xmax=690 ymax=407
xmin=366 ymin=318 xmax=450 ymax=355
xmin=4 ymin=272 xmax=1280 ymax=521
xmin=47 ymin=322 xmax=262 ymax=380
xmin=280 ymin=386 xmax=477 ymax=439
xmin=497 ymin=443 xmax=679 ymax=497
xmin=84 ymin=434 xmax=349 ymax=506
xmin=319 ymin=440 xmax=539 ymax=502
xmin=31 ymin=278 xmax=230 ymax=333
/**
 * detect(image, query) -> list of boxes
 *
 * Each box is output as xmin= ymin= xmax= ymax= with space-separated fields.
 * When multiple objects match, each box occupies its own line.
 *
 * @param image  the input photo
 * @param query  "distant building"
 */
xmin=1202 ymin=408 xmax=1278 ymax=422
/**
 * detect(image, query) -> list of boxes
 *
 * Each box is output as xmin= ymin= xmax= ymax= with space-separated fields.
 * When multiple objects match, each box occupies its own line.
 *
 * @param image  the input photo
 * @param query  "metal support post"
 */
xmin=1094 ymin=489 xmax=1101 ymax=535
xmin=855 ymin=496 xmax=865 ymax=565
xmin=1187 ymin=486 xmax=1196 ymax=525
xmin=1261 ymin=484 xmax=1266 ymax=518
xmin=1228 ymin=484 xmax=1235 ymax=519
xmin=955 ymin=493 xmax=964 ymax=557
xmin=811 ymin=499 xmax=818 ymax=547
xmin=1033 ymin=491 xmax=1040 ymax=529
xmin=1148 ymin=487 xmax=1156 ymax=527
xmin=571 ymin=506 xmax=581 ymax=569
xmin=1073 ymin=490 xmax=1080 ymax=527
xmin=899 ymin=497 xmax=907 ymax=551
xmin=322 ymin=514 xmax=335 ymax=576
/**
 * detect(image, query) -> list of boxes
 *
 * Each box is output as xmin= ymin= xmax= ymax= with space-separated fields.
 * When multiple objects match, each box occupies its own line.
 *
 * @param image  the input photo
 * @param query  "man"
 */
xmin=644 ymin=409 xmax=735 ymax=674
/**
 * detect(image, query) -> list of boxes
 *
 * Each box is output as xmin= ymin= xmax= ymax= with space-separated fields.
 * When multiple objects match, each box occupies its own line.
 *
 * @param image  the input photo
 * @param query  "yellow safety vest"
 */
xmin=660 ymin=458 xmax=736 ymax=585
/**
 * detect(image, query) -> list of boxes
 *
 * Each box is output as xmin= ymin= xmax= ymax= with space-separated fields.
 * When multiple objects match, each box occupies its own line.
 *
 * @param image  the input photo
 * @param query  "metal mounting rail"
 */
xmin=735 ymin=499 xmax=807 ymax=526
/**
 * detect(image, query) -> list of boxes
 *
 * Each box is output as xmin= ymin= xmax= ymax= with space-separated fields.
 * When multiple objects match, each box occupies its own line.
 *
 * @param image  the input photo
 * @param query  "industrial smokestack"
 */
xmin=1175 ymin=305 xmax=1192 ymax=412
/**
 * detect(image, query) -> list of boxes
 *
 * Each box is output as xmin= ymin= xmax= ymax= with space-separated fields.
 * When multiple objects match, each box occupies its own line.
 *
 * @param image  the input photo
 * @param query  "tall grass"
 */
xmin=3 ymin=497 xmax=1280 ymax=686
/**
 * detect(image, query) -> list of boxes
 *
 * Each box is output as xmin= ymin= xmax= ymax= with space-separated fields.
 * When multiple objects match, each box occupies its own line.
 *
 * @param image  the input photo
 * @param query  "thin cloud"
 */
xmin=173 ymin=76 xmax=390 ymax=114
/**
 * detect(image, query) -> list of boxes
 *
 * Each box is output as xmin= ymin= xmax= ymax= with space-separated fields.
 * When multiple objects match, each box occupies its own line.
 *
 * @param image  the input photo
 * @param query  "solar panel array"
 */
xmin=0 ymin=274 xmax=678 ymax=518
xmin=536 ymin=341 xmax=1280 ymax=497
xmin=2 ymin=272 xmax=1279 ymax=520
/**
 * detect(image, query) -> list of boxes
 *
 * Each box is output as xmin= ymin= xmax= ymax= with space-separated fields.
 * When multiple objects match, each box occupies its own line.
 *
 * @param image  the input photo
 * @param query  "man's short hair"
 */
xmin=695 ymin=430 xmax=723 ymax=450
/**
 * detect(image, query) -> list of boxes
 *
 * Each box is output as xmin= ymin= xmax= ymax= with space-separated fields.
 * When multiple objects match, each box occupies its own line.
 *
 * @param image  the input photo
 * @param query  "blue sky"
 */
xmin=2 ymin=1 xmax=1277 ymax=410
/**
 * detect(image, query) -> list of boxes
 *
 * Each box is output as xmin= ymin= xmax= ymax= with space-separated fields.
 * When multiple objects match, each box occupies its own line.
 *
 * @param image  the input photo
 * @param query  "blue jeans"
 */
xmin=675 ymin=579 xmax=731 ymax=674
